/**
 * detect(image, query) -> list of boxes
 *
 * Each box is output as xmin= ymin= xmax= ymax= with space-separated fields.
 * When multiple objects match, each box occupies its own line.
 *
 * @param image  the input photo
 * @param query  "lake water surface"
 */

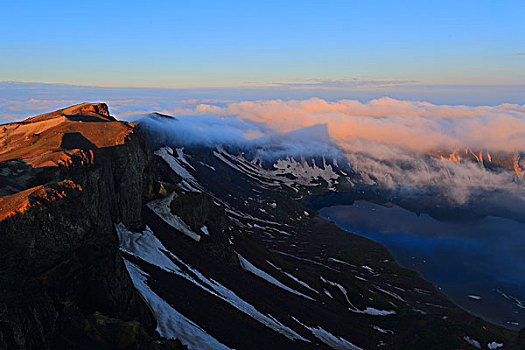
xmin=319 ymin=201 xmax=525 ymax=330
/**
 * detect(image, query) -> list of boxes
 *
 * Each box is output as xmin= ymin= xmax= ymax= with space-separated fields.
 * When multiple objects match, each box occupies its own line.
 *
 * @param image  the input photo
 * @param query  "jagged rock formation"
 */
xmin=0 ymin=103 xmax=184 ymax=349
xmin=428 ymin=148 xmax=525 ymax=177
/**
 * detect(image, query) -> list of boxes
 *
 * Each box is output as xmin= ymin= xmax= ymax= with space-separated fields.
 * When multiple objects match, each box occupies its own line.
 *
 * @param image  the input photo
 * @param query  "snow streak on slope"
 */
xmin=320 ymin=276 xmax=356 ymax=309
xmin=146 ymin=193 xmax=201 ymax=241
xmin=350 ymin=307 xmax=396 ymax=316
xmin=463 ymin=336 xmax=481 ymax=349
xmin=124 ymin=260 xmax=231 ymax=350
xmin=213 ymin=148 xmax=340 ymax=191
xmin=237 ymin=253 xmax=315 ymax=300
xmin=291 ymin=317 xmax=364 ymax=350
xmin=488 ymin=341 xmax=504 ymax=349
xmin=272 ymin=156 xmax=339 ymax=189
xmin=317 ymin=275 xmax=396 ymax=316
xmin=117 ymin=224 xmax=310 ymax=343
xmin=175 ymin=147 xmax=195 ymax=169
xmin=266 ymin=260 xmax=319 ymax=295
xmin=155 ymin=146 xmax=202 ymax=192
xmin=118 ymin=223 xmax=183 ymax=272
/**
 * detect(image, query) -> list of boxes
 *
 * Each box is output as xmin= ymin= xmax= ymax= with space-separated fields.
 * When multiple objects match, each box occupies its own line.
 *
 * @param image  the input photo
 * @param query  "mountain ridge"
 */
xmin=0 ymin=103 xmax=185 ymax=349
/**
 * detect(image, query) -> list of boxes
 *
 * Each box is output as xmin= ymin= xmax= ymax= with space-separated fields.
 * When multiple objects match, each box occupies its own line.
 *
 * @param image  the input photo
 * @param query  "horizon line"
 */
xmin=3 ymin=80 xmax=525 ymax=91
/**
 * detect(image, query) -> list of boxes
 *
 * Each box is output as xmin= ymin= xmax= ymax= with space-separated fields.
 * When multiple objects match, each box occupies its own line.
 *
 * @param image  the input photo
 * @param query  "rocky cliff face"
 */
xmin=0 ymin=103 xmax=184 ymax=349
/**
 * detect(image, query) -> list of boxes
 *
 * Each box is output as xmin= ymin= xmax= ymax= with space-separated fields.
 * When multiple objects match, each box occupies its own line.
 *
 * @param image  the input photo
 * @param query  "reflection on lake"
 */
xmin=319 ymin=201 xmax=525 ymax=330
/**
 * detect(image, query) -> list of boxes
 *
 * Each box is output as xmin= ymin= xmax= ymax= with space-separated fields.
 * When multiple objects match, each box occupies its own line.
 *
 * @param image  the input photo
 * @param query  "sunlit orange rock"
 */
xmin=0 ymin=103 xmax=136 ymax=221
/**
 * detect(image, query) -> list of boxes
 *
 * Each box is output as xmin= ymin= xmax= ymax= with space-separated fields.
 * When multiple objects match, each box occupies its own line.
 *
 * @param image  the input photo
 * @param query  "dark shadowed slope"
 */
xmin=134 ymin=114 xmax=524 ymax=349
xmin=0 ymin=103 xmax=184 ymax=349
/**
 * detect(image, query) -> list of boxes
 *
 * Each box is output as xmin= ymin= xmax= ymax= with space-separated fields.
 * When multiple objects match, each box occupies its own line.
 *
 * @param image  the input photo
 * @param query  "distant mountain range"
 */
xmin=1 ymin=103 xmax=523 ymax=349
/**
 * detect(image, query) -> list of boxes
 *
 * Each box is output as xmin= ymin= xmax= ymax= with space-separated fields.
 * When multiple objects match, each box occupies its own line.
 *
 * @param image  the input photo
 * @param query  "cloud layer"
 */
xmin=139 ymin=97 xmax=525 ymax=205
xmin=3 ymin=81 xmax=525 ymax=123
xmin=156 ymin=97 xmax=525 ymax=153
xmin=2 ymin=83 xmax=524 ymax=205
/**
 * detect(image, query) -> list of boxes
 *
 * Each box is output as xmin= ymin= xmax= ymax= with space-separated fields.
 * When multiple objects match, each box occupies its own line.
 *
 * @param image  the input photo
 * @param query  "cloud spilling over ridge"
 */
xmin=144 ymin=114 xmax=262 ymax=147
xmin=2 ymin=88 xmax=524 ymax=205
xmin=158 ymin=97 xmax=525 ymax=153
xmin=347 ymin=142 xmax=521 ymax=204
xmin=139 ymin=97 xmax=525 ymax=205
xmin=139 ymin=114 xmax=343 ymax=161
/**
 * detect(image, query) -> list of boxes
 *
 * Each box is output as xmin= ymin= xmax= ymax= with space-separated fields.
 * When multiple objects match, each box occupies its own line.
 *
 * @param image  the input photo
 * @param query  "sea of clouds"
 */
xmin=2 ymin=82 xmax=525 ymax=205
xmin=137 ymin=98 xmax=525 ymax=204
xmin=144 ymin=97 xmax=525 ymax=153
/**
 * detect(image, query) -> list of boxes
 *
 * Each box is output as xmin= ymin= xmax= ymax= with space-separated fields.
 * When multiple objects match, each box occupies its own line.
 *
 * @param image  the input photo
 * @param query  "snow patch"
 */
xmin=350 ymin=307 xmax=396 ymax=316
xmin=266 ymin=261 xmax=319 ymax=295
xmin=488 ymin=342 xmax=503 ymax=349
xmin=224 ymin=207 xmax=280 ymax=225
xmin=198 ymin=161 xmax=216 ymax=171
xmin=155 ymin=147 xmax=201 ymax=192
xmin=124 ymin=260 xmax=230 ymax=350
xmin=497 ymin=289 xmax=525 ymax=308
xmin=361 ymin=265 xmax=375 ymax=273
xmin=117 ymin=223 xmax=180 ymax=273
xmin=118 ymin=224 xmax=308 ymax=342
xmin=320 ymin=276 xmax=355 ymax=308
xmin=375 ymin=286 xmax=405 ymax=303
xmin=178 ymin=179 xmax=202 ymax=193
xmin=273 ymin=250 xmax=339 ymax=272
xmin=328 ymin=257 xmax=355 ymax=267
xmin=237 ymin=253 xmax=314 ymax=301
xmin=292 ymin=317 xmax=363 ymax=350
xmin=175 ymin=148 xmax=194 ymax=169
xmin=213 ymin=148 xmax=339 ymax=191
xmin=272 ymin=156 xmax=340 ymax=190
xmin=146 ymin=193 xmax=201 ymax=242
xmin=463 ymin=336 xmax=481 ymax=349
xmin=372 ymin=325 xmax=393 ymax=334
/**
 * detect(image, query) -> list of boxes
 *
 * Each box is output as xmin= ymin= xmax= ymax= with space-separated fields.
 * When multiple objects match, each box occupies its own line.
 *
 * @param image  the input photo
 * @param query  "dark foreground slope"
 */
xmin=135 ymin=118 xmax=524 ymax=349
xmin=0 ymin=103 xmax=184 ymax=349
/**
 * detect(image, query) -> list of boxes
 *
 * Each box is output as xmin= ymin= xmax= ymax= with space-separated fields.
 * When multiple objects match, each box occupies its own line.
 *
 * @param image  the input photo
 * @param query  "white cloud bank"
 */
xmin=140 ymin=97 xmax=525 ymax=205
xmin=3 ymin=87 xmax=524 ymax=204
xmin=157 ymin=97 xmax=525 ymax=154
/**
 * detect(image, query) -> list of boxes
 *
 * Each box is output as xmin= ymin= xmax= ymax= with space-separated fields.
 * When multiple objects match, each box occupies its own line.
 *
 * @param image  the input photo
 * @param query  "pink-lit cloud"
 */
xmin=158 ymin=97 xmax=525 ymax=153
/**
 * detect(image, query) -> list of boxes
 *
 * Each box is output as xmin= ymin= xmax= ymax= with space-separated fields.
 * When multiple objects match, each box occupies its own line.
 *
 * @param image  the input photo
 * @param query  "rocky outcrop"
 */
xmin=427 ymin=148 xmax=525 ymax=177
xmin=0 ymin=104 xmax=184 ymax=349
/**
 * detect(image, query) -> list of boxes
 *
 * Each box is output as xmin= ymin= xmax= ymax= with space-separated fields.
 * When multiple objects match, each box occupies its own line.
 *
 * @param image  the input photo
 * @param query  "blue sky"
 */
xmin=1 ymin=0 xmax=524 ymax=88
